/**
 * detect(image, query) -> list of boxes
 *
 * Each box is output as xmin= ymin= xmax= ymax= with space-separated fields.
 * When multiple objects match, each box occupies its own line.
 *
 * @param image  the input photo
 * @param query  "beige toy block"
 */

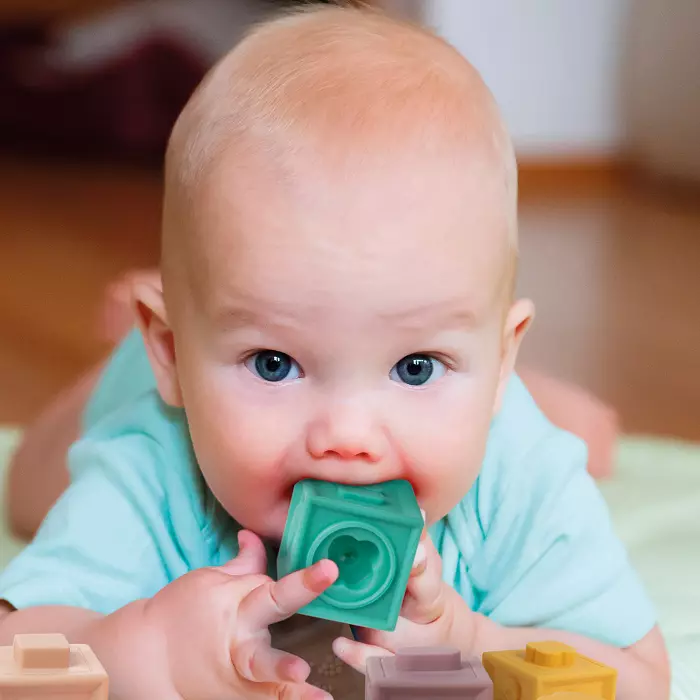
xmin=0 ymin=634 xmax=108 ymax=699
xmin=12 ymin=634 xmax=70 ymax=670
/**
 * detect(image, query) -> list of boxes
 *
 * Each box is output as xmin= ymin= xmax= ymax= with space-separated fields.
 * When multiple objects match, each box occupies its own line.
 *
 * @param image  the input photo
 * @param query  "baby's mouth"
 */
xmin=280 ymin=478 xmax=425 ymax=517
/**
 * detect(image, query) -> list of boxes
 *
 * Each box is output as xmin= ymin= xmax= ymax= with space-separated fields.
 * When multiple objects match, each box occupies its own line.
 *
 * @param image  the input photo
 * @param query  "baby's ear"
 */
xmin=132 ymin=274 xmax=184 ymax=408
xmin=494 ymin=298 xmax=535 ymax=415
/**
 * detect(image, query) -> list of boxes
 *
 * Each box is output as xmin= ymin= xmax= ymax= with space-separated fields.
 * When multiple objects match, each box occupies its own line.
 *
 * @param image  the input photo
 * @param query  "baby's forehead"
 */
xmin=196 ymin=126 xmax=507 ymax=238
xmin=183 ymin=147 xmax=511 ymax=323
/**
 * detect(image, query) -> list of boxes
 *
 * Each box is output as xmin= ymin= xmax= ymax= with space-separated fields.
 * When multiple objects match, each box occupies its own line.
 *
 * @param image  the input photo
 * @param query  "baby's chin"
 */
xmin=240 ymin=499 xmax=290 ymax=543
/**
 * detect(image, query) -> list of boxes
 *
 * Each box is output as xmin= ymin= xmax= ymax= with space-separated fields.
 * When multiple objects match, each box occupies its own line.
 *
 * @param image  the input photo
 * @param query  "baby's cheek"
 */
xmin=198 ymin=414 xmax=293 ymax=534
xmin=188 ymin=382 xmax=288 ymax=484
xmin=210 ymin=408 xmax=291 ymax=486
xmin=193 ymin=367 xmax=287 ymax=451
xmin=411 ymin=424 xmax=474 ymax=495
xmin=402 ymin=399 xmax=488 ymax=516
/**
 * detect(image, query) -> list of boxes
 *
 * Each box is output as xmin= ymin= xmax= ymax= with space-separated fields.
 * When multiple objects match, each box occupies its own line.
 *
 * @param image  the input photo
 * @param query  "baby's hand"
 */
xmin=144 ymin=530 xmax=338 ymax=700
xmin=332 ymin=525 xmax=477 ymax=673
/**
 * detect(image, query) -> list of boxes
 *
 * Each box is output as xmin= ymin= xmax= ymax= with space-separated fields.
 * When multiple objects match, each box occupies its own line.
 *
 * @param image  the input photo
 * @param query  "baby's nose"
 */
xmin=306 ymin=396 xmax=387 ymax=463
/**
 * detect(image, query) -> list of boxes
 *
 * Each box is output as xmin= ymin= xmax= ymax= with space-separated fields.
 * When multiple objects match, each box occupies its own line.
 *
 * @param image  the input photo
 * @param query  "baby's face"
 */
xmin=170 ymin=152 xmax=518 ymax=540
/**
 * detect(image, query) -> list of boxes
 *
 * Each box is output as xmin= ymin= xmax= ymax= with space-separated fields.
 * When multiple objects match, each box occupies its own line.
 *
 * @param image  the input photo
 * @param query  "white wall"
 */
xmin=424 ymin=0 xmax=631 ymax=158
xmin=625 ymin=0 xmax=700 ymax=181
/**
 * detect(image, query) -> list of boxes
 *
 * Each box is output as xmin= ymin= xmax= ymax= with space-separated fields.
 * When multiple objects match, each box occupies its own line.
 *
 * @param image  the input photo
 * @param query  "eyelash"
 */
xmin=421 ymin=352 xmax=458 ymax=372
xmin=238 ymin=350 xmax=459 ymax=372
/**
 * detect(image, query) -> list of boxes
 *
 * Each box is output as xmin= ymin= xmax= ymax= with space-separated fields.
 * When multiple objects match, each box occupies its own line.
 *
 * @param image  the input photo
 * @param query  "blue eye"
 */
xmin=245 ymin=350 xmax=301 ymax=383
xmin=390 ymin=354 xmax=446 ymax=386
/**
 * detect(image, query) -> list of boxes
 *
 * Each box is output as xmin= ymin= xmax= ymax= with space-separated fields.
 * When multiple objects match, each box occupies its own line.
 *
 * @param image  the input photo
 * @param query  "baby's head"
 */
xmin=136 ymin=4 xmax=534 ymax=540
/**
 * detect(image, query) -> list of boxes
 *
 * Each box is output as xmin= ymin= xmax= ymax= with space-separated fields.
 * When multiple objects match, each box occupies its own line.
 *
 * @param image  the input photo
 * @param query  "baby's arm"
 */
xmin=474 ymin=614 xmax=670 ymax=700
xmin=1 ymin=400 xmax=338 ymax=698
xmin=469 ymin=426 xmax=671 ymax=699
xmin=0 ymin=533 xmax=339 ymax=700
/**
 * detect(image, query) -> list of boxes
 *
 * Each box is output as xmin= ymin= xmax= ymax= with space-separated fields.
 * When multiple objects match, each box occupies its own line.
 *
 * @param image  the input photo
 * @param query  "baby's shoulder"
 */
xmin=73 ymin=388 xmax=188 ymax=465
xmin=476 ymin=374 xmax=589 ymax=522
xmin=70 ymin=388 xmax=205 ymax=506
xmin=441 ymin=377 xmax=654 ymax=646
xmin=66 ymin=390 xmax=220 ymax=561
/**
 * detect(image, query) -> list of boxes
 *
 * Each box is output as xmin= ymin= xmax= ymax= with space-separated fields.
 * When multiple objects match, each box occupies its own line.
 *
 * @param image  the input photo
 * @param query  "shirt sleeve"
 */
xmin=0 ymin=432 xmax=193 ymax=615
xmin=475 ymin=427 xmax=657 ymax=648
xmin=82 ymin=328 xmax=157 ymax=432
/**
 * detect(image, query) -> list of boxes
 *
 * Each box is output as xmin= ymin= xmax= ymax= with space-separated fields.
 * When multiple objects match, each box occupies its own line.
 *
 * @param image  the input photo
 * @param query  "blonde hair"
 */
xmin=162 ymin=2 xmax=518 ymax=299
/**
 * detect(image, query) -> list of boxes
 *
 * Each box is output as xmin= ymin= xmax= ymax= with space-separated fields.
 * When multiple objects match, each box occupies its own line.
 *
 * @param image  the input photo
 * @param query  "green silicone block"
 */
xmin=276 ymin=479 xmax=422 ymax=631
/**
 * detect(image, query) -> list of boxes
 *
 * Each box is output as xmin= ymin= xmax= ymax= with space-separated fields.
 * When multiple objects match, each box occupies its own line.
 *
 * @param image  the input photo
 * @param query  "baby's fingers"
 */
xmin=233 ymin=639 xmax=311 ymax=684
xmin=219 ymin=530 xmax=268 ymax=577
xmin=252 ymin=678 xmax=333 ymax=700
xmin=332 ymin=637 xmax=393 ymax=675
xmin=275 ymin=682 xmax=334 ymax=700
xmin=240 ymin=559 xmax=338 ymax=631
xmin=409 ymin=509 xmax=429 ymax=578
xmin=232 ymin=640 xmax=334 ymax=700
xmin=402 ymin=528 xmax=444 ymax=623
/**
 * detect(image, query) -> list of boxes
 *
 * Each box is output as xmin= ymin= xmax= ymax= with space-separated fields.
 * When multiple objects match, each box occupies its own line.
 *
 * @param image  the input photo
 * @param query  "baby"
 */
xmin=0 ymin=5 xmax=669 ymax=700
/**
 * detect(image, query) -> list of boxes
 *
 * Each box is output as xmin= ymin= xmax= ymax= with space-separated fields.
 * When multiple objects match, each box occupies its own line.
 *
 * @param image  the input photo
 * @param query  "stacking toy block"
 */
xmin=0 ymin=633 xmax=108 ymax=699
xmin=482 ymin=641 xmax=616 ymax=700
xmin=277 ymin=479 xmax=422 ymax=630
xmin=366 ymin=647 xmax=492 ymax=700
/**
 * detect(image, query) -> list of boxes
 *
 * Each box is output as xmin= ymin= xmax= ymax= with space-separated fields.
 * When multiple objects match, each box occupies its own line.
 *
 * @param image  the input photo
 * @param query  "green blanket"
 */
xmin=0 ymin=428 xmax=698 ymax=698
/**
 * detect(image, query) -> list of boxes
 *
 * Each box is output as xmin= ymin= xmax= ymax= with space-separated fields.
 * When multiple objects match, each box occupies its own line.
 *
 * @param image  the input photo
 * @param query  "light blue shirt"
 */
xmin=0 ymin=330 xmax=656 ymax=647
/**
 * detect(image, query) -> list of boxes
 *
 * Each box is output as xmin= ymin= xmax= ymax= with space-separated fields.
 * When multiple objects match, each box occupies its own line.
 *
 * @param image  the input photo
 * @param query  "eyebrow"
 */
xmin=214 ymin=299 xmax=477 ymax=332
xmin=214 ymin=304 xmax=300 ymax=331
xmin=377 ymin=302 xmax=477 ymax=328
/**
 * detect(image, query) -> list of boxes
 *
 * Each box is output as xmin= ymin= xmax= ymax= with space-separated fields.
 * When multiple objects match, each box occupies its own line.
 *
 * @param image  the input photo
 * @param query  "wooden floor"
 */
xmin=0 ymin=157 xmax=161 ymax=423
xmin=0 ymin=156 xmax=699 ymax=440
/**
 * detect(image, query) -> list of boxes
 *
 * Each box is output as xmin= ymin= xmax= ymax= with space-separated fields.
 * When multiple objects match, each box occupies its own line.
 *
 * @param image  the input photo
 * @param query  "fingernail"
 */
xmin=413 ymin=542 xmax=427 ymax=569
xmin=332 ymin=638 xmax=347 ymax=655
xmin=306 ymin=560 xmax=334 ymax=592
xmin=309 ymin=561 xmax=326 ymax=581
xmin=293 ymin=659 xmax=311 ymax=683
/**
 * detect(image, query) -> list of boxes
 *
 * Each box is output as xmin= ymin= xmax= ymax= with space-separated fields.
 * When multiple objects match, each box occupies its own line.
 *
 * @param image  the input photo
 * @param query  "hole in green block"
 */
xmin=328 ymin=535 xmax=379 ymax=588
xmin=308 ymin=522 xmax=397 ymax=609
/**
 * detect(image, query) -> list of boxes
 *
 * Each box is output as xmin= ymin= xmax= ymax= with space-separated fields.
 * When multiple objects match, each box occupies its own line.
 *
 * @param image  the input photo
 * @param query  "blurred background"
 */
xmin=0 ymin=0 xmax=698 ymax=440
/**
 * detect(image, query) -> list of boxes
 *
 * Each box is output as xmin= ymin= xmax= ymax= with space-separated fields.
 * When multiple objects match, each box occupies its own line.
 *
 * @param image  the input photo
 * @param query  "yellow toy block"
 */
xmin=482 ymin=641 xmax=616 ymax=700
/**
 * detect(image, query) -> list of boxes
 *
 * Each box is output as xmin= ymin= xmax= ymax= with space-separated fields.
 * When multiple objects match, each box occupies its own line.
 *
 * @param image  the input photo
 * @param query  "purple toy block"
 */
xmin=366 ymin=647 xmax=493 ymax=699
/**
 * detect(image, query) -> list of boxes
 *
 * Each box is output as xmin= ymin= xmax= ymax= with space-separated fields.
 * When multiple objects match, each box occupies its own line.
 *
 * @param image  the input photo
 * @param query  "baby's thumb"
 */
xmin=219 ymin=530 xmax=268 ymax=576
